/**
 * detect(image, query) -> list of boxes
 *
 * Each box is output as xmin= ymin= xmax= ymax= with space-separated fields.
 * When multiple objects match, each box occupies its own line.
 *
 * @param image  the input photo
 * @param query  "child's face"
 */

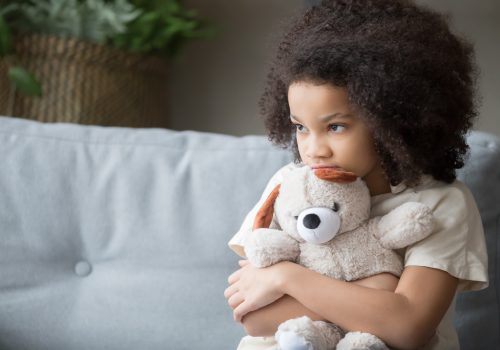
xmin=288 ymin=81 xmax=382 ymax=181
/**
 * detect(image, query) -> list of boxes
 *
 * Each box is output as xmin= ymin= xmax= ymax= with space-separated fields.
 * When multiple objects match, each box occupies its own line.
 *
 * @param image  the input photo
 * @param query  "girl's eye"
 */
xmin=293 ymin=124 xmax=308 ymax=133
xmin=329 ymin=124 xmax=346 ymax=133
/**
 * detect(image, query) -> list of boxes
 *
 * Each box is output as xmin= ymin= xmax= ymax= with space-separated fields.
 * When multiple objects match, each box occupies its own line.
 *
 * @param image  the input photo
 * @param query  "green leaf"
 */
xmin=4 ymin=0 xmax=214 ymax=58
xmin=8 ymin=66 xmax=42 ymax=96
xmin=0 ymin=13 xmax=12 ymax=56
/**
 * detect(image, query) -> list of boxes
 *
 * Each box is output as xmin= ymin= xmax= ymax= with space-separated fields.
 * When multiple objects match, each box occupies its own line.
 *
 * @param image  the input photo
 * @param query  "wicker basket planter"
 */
xmin=0 ymin=33 xmax=169 ymax=128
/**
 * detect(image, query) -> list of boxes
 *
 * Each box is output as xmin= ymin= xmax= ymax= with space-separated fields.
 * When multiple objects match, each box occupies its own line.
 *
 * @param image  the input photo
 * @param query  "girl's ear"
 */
xmin=253 ymin=184 xmax=281 ymax=230
xmin=314 ymin=168 xmax=357 ymax=183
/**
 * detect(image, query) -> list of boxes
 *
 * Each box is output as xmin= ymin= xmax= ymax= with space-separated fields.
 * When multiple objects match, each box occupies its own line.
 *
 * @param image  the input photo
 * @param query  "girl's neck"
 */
xmin=363 ymin=164 xmax=392 ymax=196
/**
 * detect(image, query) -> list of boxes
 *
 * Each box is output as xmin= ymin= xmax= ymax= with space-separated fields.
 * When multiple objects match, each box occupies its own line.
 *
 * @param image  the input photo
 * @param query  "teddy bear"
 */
xmin=244 ymin=166 xmax=435 ymax=350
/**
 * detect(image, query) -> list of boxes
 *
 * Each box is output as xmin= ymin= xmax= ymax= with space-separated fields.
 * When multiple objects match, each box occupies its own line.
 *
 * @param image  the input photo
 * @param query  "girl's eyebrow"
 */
xmin=321 ymin=113 xmax=352 ymax=122
xmin=290 ymin=113 xmax=352 ymax=123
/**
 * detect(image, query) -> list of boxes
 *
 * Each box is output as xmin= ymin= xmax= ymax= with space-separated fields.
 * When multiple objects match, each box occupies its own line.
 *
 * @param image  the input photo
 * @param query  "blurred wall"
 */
xmin=417 ymin=0 xmax=500 ymax=136
xmin=168 ymin=0 xmax=304 ymax=136
xmin=168 ymin=0 xmax=499 ymax=136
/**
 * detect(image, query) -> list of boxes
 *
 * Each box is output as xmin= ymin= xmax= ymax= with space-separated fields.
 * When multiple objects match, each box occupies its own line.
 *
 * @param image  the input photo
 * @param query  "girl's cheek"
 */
xmin=296 ymin=134 xmax=306 ymax=149
xmin=297 ymin=146 xmax=307 ymax=160
xmin=297 ymin=141 xmax=308 ymax=161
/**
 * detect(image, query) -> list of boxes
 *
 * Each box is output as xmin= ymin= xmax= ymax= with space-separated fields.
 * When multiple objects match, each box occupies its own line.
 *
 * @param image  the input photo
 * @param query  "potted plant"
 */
xmin=0 ymin=0 xmax=213 ymax=127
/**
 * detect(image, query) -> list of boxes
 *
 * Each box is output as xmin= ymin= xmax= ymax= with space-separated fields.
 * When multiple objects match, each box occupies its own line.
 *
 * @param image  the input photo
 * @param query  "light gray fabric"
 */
xmin=455 ymin=131 xmax=500 ymax=349
xmin=0 ymin=116 xmax=292 ymax=350
xmin=0 ymin=116 xmax=498 ymax=350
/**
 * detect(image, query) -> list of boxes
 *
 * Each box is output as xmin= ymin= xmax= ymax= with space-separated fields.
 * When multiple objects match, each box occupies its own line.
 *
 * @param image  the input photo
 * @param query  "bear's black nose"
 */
xmin=303 ymin=213 xmax=321 ymax=229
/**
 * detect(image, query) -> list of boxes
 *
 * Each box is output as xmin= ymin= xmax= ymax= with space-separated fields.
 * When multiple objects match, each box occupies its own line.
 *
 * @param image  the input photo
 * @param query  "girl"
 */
xmin=224 ymin=1 xmax=488 ymax=349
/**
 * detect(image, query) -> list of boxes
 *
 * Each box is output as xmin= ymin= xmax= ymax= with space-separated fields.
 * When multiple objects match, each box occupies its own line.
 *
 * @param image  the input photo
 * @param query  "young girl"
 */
xmin=224 ymin=0 xmax=488 ymax=349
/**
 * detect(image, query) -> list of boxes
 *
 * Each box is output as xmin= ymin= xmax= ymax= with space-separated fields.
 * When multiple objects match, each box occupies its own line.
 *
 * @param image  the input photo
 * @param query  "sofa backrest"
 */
xmin=454 ymin=131 xmax=500 ymax=348
xmin=0 ymin=116 xmax=498 ymax=349
xmin=0 ymin=116 xmax=293 ymax=349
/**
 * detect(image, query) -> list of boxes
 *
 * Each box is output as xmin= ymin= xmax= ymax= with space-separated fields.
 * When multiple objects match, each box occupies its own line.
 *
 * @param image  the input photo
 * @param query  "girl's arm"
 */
xmin=241 ymin=294 xmax=323 ymax=337
xmin=226 ymin=261 xmax=458 ymax=350
xmin=240 ymin=272 xmax=399 ymax=337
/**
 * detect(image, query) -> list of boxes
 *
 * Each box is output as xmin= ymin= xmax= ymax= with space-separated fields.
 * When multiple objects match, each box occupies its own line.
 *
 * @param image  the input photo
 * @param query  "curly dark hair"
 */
xmin=259 ymin=0 xmax=479 ymax=186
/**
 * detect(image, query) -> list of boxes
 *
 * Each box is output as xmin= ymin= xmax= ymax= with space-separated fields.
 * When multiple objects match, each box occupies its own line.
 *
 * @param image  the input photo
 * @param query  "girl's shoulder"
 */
xmin=377 ymin=175 xmax=488 ymax=292
xmin=372 ymin=175 xmax=477 ymax=217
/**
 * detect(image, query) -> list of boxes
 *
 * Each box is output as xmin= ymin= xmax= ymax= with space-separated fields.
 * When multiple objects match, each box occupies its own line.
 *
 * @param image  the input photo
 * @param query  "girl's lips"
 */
xmin=310 ymin=164 xmax=341 ymax=170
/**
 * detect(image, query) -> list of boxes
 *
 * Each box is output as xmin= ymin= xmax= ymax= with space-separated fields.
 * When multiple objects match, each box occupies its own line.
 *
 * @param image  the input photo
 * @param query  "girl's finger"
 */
xmin=239 ymin=259 xmax=250 ymax=267
xmin=227 ymin=268 xmax=242 ymax=285
xmin=234 ymin=300 xmax=254 ymax=323
xmin=224 ymin=284 xmax=238 ymax=299
xmin=228 ymin=292 xmax=245 ymax=309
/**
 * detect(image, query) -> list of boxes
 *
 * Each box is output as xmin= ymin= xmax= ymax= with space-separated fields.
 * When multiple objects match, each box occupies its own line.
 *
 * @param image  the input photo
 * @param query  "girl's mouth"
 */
xmin=310 ymin=164 xmax=341 ymax=170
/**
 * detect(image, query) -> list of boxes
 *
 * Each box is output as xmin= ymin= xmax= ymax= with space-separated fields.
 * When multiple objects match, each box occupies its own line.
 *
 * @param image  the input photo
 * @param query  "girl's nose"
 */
xmin=305 ymin=136 xmax=332 ymax=159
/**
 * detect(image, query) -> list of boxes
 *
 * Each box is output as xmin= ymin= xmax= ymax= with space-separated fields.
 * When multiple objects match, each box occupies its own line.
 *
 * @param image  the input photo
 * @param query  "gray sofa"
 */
xmin=0 ymin=116 xmax=498 ymax=350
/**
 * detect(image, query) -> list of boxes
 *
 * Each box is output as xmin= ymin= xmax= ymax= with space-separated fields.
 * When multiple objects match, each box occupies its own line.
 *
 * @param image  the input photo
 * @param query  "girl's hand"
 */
xmin=224 ymin=260 xmax=288 ymax=323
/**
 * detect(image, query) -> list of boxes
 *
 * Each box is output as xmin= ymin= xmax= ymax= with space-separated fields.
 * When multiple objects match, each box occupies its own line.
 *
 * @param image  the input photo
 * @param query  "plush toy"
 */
xmin=244 ymin=166 xmax=435 ymax=350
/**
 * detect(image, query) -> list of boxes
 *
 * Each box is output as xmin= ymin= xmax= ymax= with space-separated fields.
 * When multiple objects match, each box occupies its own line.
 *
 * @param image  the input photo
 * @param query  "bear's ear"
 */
xmin=253 ymin=184 xmax=281 ymax=230
xmin=314 ymin=168 xmax=357 ymax=183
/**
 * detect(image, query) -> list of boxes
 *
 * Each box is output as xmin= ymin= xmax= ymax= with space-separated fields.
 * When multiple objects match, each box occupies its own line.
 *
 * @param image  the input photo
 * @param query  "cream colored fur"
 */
xmin=244 ymin=166 xmax=435 ymax=350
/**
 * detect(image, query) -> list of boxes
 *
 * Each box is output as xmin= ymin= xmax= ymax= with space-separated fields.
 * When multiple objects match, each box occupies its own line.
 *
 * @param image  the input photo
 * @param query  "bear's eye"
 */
xmin=332 ymin=202 xmax=339 ymax=212
xmin=296 ymin=207 xmax=341 ymax=245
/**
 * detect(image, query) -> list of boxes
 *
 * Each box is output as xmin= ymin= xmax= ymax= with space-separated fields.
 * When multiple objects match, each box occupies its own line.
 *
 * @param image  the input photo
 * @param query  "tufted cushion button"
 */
xmin=74 ymin=260 xmax=92 ymax=277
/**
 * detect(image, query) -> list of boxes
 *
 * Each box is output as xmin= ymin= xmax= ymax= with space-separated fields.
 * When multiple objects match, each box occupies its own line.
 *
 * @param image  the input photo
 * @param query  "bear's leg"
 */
xmin=275 ymin=316 xmax=344 ymax=350
xmin=336 ymin=331 xmax=389 ymax=350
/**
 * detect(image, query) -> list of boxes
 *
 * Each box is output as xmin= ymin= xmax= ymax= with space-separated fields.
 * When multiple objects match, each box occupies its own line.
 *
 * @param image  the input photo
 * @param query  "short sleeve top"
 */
xmin=228 ymin=161 xmax=488 ymax=291
xmin=229 ymin=162 xmax=489 ymax=350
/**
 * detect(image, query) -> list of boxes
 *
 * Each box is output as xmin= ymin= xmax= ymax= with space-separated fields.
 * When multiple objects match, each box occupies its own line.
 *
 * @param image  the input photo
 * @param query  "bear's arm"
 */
xmin=244 ymin=228 xmax=300 ymax=268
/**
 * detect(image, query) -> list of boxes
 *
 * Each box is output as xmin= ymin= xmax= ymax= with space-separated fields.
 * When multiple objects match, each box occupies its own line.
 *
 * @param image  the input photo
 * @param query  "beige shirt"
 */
xmin=228 ymin=162 xmax=488 ymax=350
